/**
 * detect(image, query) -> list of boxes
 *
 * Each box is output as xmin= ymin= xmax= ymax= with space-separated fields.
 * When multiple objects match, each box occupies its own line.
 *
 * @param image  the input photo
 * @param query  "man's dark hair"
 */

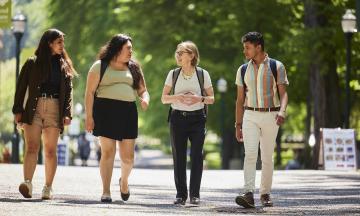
xmin=241 ymin=32 xmax=264 ymax=51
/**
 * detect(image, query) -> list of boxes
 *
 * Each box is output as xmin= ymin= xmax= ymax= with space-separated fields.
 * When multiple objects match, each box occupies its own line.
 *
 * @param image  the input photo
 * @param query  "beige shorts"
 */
xmin=31 ymin=98 xmax=60 ymax=129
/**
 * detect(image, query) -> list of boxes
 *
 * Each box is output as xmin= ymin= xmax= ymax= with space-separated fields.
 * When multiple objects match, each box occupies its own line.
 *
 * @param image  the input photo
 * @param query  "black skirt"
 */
xmin=93 ymin=97 xmax=138 ymax=141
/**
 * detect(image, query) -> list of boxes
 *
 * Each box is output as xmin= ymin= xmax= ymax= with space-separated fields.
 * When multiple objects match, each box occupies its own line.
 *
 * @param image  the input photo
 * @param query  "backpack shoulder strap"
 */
xmin=167 ymin=67 xmax=181 ymax=122
xmin=241 ymin=63 xmax=248 ymax=89
xmin=94 ymin=60 xmax=108 ymax=97
xmin=269 ymin=58 xmax=277 ymax=83
xmin=195 ymin=66 xmax=205 ymax=96
xmin=195 ymin=66 xmax=208 ymax=115
xmin=269 ymin=58 xmax=280 ymax=100
xmin=97 ymin=60 xmax=109 ymax=88
xmin=171 ymin=67 xmax=181 ymax=95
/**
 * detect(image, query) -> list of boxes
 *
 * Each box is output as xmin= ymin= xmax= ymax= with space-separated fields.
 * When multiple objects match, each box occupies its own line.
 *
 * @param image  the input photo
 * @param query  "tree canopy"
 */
xmin=1 ymin=1 xmax=359 ymax=168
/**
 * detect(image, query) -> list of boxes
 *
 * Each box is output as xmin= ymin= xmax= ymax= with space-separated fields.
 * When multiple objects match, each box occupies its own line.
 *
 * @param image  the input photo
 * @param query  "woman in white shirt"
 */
xmin=161 ymin=41 xmax=214 ymax=205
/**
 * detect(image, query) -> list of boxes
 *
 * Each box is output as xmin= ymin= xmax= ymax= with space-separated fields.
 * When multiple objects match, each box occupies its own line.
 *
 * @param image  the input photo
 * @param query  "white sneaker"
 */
xmin=41 ymin=185 xmax=53 ymax=200
xmin=19 ymin=180 xmax=32 ymax=198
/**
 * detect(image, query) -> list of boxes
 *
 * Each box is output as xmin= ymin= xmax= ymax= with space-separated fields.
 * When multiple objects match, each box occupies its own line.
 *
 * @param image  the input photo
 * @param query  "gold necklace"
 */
xmin=181 ymin=70 xmax=194 ymax=80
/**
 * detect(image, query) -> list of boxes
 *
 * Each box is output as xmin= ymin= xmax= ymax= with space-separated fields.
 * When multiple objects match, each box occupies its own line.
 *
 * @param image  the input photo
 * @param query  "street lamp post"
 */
xmin=217 ymin=77 xmax=227 ymax=169
xmin=341 ymin=9 xmax=357 ymax=129
xmin=11 ymin=12 xmax=27 ymax=163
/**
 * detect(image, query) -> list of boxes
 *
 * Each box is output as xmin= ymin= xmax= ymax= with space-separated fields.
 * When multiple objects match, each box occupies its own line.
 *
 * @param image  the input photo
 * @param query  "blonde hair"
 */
xmin=176 ymin=41 xmax=200 ymax=66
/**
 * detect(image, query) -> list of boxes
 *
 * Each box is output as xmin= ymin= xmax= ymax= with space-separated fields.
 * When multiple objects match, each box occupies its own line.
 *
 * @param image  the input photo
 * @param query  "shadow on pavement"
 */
xmin=0 ymin=198 xmax=43 ymax=203
xmin=61 ymin=199 xmax=124 ymax=205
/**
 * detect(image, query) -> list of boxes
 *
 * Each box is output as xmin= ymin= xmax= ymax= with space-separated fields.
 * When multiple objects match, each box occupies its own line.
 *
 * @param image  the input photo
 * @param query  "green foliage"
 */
xmin=205 ymin=152 xmax=221 ymax=169
xmin=0 ymin=59 xmax=17 ymax=134
xmin=203 ymin=135 xmax=221 ymax=169
xmin=2 ymin=0 xmax=359 ymax=149
xmin=282 ymin=103 xmax=307 ymax=136
xmin=273 ymin=148 xmax=295 ymax=169
xmin=45 ymin=0 xmax=359 ymax=143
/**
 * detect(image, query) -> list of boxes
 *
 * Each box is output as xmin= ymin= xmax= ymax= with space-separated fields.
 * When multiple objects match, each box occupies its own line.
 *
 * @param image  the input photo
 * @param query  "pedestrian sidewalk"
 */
xmin=0 ymin=164 xmax=359 ymax=216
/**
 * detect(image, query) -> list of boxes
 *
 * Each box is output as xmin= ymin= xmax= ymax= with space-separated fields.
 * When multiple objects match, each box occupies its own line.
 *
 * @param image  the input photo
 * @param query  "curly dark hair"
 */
xmin=241 ymin=32 xmax=265 ymax=51
xmin=97 ymin=34 xmax=144 ymax=90
xmin=35 ymin=29 xmax=77 ymax=79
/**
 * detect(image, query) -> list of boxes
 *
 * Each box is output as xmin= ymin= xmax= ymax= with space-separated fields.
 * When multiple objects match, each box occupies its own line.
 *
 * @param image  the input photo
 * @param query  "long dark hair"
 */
xmin=97 ymin=34 xmax=144 ymax=90
xmin=35 ymin=28 xmax=77 ymax=79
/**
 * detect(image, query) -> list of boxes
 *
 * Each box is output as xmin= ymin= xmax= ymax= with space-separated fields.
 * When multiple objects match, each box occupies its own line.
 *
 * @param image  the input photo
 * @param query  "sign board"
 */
xmin=0 ymin=0 xmax=11 ymax=28
xmin=321 ymin=128 xmax=357 ymax=170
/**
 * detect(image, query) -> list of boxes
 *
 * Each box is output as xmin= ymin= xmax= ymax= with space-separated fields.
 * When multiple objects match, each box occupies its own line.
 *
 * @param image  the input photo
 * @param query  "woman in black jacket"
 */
xmin=12 ymin=29 xmax=76 ymax=200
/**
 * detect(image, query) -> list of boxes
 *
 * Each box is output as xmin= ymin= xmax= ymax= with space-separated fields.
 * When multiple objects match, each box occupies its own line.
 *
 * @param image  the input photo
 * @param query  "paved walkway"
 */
xmin=0 ymin=165 xmax=359 ymax=215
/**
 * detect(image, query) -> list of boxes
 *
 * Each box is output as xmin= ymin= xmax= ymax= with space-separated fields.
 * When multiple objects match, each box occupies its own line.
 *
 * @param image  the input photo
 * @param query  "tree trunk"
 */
xmin=304 ymin=0 xmax=342 ymax=169
xmin=311 ymin=63 xmax=326 ymax=169
xmin=324 ymin=60 xmax=341 ymax=127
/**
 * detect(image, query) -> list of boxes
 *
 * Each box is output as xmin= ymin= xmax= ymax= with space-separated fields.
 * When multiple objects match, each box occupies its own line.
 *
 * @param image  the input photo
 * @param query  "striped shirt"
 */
xmin=235 ymin=55 xmax=289 ymax=108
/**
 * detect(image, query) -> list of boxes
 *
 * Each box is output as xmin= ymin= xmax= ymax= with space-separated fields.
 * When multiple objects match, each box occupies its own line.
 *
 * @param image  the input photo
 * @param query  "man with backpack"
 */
xmin=235 ymin=32 xmax=289 ymax=208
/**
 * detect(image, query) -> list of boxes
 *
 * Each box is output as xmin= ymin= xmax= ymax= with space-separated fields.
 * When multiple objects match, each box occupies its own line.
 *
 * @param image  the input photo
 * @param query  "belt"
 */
xmin=39 ymin=93 xmax=59 ymax=99
xmin=172 ymin=109 xmax=204 ymax=117
xmin=244 ymin=106 xmax=280 ymax=112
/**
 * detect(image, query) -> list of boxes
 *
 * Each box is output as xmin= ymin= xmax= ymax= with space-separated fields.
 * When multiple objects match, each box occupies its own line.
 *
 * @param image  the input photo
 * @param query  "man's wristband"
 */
xmin=201 ymin=96 xmax=205 ymax=103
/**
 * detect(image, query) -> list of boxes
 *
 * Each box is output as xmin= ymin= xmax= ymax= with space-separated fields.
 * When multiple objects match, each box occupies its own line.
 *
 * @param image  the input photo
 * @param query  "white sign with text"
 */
xmin=322 ymin=128 xmax=357 ymax=170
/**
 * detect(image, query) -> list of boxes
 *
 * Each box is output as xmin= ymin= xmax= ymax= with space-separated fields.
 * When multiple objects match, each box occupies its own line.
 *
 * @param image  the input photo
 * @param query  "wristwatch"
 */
xmin=201 ymin=97 xmax=205 ymax=103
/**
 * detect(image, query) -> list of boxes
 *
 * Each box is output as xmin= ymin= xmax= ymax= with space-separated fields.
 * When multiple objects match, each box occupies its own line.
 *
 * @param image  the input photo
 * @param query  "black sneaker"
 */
xmin=174 ymin=197 xmax=186 ymax=205
xmin=235 ymin=192 xmax=255 ymax=208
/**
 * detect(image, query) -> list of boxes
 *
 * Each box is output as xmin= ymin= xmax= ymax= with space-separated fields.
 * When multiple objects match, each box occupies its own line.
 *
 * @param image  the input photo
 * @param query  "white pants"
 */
xmin=242 ymin=110 xmax=279 ymax=195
